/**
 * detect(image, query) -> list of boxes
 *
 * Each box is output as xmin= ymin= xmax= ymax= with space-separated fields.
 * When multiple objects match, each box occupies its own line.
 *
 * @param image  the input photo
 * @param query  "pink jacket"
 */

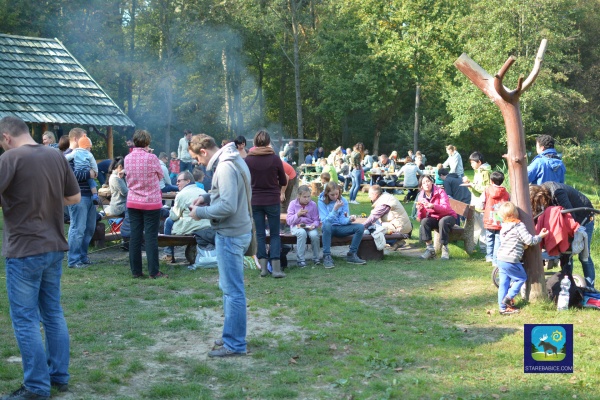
xmin=416 ymin=186 xmax=457 ymax=220
xmin=124 ymin=148 xmax=163 ymax=210
xmin=286 ymin=199 xmax=321 ymax=228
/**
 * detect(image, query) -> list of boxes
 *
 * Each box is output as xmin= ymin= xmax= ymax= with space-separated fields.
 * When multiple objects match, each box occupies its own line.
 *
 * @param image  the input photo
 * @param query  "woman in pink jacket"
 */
xmin=416 ymin=175 xmax=457 ymax=260
xmin=124 ymin=130 xmax=168 ymax=279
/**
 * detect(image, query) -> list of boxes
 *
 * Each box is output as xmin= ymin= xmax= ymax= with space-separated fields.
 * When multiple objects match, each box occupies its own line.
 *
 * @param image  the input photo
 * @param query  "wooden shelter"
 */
xmin=0 ymin=33 xmax=134 ymax=158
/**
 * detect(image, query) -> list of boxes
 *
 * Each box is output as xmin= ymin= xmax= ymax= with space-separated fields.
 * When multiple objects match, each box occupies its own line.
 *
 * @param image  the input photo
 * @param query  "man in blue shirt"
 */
xmin=527 ymin=135 xmax=566 ymax=184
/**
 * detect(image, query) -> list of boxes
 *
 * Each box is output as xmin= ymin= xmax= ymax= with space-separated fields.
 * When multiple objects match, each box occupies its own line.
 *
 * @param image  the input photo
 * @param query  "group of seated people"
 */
xmin=302 ymin=149 xmax=431 ymax=199
xmin=284 ymin=182 xmax=414 ymax=269
xmin=97 ymin=155 xmax=216 ymax=265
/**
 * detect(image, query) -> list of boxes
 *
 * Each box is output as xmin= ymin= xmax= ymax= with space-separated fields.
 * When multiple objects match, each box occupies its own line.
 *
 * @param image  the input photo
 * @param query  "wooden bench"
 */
xmin=432 ymin=198 xmax=475 ymax=255
xmin=266 ymin=232 xmax=408 ymax=261
xmin=157 ymin=234 xmax=197 ymax=264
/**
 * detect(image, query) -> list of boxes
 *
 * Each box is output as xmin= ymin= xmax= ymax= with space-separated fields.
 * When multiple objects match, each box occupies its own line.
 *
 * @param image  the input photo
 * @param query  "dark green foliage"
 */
xmin=0 ymin=0 xmax=599 ymax=160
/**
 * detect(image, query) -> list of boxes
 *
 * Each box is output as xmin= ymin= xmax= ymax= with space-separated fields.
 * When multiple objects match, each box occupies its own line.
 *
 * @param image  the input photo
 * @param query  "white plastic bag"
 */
xmin=191 ymin=246 xmax=218 ymax=269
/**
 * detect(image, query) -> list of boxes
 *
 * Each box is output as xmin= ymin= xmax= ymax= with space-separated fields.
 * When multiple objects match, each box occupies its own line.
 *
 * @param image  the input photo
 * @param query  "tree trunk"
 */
xmin=373 ymin=127 xmax=381 ymax=156
xmin=158 ymin=0 xmax=173 ymax=153
xmin=454 ymin=40 xmax=548 ymax=301
xmin=222 ymin=48 xmax=232 ymax=134
xmin=279 ymin=43 xmax=287 ymax=137
xmin=290 ymin=0 xmax=305 ymax=164
xmin=341 ymin=114 xmax=349 ymax=149
xmin=413 ymin=83 xmax=420 ymax=153
xmin=232 ymin=54 xmax=244 ymax=135
xmin=126 ymin=0 xmax=136 ymax=119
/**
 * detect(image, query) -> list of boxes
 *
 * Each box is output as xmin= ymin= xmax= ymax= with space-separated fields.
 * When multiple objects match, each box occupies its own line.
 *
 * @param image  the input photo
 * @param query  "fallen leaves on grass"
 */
xmin=289 ymin=355 xmax=300 ymax=365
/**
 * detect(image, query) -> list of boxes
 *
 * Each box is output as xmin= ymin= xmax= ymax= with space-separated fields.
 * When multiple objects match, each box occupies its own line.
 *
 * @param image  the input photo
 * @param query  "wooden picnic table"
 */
xmin=299 ymin=164 xmax=317 ymax=174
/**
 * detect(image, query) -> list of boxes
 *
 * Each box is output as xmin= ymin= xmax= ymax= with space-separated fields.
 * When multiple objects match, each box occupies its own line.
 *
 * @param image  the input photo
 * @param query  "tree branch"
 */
xmin=521 ymin=39 xmax=548 ymax=92
xmin=494 ymin=56 xmax=516 ymax=103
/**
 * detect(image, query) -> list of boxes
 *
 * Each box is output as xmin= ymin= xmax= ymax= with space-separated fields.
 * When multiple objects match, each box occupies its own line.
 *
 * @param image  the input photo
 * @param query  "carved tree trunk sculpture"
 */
xmin=454 ymin=39 xmax=548 ymax=301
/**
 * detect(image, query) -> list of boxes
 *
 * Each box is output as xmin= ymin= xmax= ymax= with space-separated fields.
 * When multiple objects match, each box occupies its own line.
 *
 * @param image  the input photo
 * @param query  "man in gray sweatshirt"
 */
xmin=189 ymin=135 xmax=252 ymax=357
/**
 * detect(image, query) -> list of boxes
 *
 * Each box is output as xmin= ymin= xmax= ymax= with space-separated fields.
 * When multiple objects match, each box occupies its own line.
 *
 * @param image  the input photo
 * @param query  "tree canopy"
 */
xmin=1 ymin=0 xmax=598 ymax=162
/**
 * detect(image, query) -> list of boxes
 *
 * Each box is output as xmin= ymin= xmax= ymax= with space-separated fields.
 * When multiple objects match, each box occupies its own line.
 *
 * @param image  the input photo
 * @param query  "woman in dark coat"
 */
xmin=245 ymin=130 xmax=288 ymax=278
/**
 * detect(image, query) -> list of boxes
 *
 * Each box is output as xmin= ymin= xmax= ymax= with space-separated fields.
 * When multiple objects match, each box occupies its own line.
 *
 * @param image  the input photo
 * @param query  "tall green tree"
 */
xmin=446 ymin=0 xmax=587 ymax=161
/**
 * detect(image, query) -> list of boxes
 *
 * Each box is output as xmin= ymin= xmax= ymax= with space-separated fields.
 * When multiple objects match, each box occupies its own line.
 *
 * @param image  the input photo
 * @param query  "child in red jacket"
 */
xmin=481 ymin=171 xmax=510 ymax=266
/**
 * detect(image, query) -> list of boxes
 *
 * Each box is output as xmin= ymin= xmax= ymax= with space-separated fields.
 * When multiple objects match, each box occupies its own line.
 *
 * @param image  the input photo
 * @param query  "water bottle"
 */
xmin=557 ymin=275 xmax=571 ymax=311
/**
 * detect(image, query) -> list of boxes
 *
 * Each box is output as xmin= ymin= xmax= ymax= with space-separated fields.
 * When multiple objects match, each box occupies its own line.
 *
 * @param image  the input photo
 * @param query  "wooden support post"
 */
xmin=454 ymin=39 xmax=548 ymax=301
xmin=107 ymin=126 xmax=113 ymax=159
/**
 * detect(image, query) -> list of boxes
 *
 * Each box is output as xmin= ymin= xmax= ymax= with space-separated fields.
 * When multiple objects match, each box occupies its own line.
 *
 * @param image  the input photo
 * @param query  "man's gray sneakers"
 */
xmin=323 ymin=254 xmax=335 ymax=269
xmin=346 ymin=252 xmax=366 ymax=265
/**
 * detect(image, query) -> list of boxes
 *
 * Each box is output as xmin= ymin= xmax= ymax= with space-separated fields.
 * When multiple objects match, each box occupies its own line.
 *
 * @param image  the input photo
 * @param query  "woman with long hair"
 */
xmin=245 ymin=129 xmax=288 ymax=278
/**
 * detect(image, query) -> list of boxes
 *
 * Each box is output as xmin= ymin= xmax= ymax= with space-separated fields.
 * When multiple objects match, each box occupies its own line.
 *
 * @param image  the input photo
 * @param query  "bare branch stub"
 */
xmin=521 ymin=39 xmax=548 ymax=92
xmin=515 ymin=76 xmax=524 ymax=93
xmin=494 ymin=56 xmax=518 ymax=103
xmin=497 ymin=56 xmax=516 ymax=79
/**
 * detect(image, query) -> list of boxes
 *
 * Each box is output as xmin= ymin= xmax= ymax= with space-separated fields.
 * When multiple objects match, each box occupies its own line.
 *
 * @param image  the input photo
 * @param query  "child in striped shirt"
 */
xmin=496 ymin=201 xmax=548 ymax=315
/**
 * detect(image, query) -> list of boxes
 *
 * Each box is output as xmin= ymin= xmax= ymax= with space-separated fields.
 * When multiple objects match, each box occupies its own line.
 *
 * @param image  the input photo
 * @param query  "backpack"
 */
xmin=546 ymin=272 xmax=582 ymax=308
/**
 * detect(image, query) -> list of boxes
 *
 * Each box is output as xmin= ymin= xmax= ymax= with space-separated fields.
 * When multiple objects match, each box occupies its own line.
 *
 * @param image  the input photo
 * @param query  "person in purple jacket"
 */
xmin=245 ymin=129 xmax=288 ymax=278
xmin=286 ymin=185 xmax=321 ymax=267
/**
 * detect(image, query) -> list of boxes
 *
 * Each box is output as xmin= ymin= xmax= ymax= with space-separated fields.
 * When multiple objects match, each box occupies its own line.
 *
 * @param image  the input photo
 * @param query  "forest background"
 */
xmin=1 ymin=0 xmax=599 ymax=181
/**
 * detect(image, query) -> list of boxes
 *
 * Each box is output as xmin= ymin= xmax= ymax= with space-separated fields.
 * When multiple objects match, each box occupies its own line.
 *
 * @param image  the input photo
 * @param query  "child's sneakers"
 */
xmin=441 ymin=245 xmax=450 ymax=260
xmin=500 ymin=305 xmax=520 ymax=315
xmin=420 ymin=247 xmax=436 ymax=260
xmin=323 ymin=254 xmax=335 ymax=269
xmin=297 ymin=260 xmax=307 ymax=268
xmin=502 ymin=296 xmax=515 ymax=307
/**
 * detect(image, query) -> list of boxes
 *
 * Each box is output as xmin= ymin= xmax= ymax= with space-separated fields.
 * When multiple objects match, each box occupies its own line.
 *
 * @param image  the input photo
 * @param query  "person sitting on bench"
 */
xmin=363 ymin=185 xmax=412 ymax=250
xmin=287 ymin=185 xmax=321 ymax=268
xmin=318 ymin=182 xmax=366 ymax=269
xmin=162 ymin=171 xmax=211 ymax=262
xmin=417 ymin=175 xmax=457 ymax=260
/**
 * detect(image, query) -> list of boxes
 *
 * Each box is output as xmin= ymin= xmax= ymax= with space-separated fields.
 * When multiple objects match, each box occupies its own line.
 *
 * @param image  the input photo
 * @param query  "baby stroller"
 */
xmin=491 ymin=206 xmax=599 ymax=290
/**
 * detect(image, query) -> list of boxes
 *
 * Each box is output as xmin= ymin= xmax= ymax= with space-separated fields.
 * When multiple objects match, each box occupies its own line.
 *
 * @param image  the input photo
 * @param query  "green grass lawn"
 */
xmin=1 ymin=175 xmax=599 ymax=399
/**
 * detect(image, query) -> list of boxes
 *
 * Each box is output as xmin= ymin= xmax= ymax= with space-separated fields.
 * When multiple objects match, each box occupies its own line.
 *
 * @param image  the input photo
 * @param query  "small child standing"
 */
xmin=169 ymin=152 xmax=180 ymax=185
xmin=66 ymin=135 xmax=99 ymax=204
xmin=496 ymin=201 xmax=548 ymax=315
xmin=481 ymin=171 xmax=510 ymax=266
xmin=286 ymin=185 xmax=321 ymax=267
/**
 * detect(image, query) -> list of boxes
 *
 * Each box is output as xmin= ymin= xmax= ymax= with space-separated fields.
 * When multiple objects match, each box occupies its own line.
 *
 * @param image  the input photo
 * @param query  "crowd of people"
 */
xmin=0 ymin=112 xmax=596 ymax=398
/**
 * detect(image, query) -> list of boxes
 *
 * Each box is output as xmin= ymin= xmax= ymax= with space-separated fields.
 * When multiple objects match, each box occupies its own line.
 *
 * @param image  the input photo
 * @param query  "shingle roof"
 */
xmin=0 ymin=33 xmax=134 ymax=127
